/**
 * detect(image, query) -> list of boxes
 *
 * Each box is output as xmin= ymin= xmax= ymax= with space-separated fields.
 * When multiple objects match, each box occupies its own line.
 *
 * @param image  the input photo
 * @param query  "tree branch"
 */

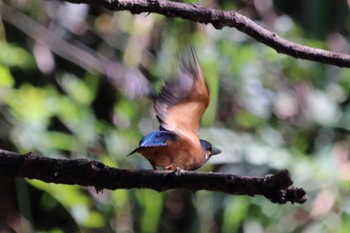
xmin=56 ymin=0 xmax=350 ymax=67
xmin=0 ymin=149 xmax=307 ymax=204
xmin=0 ymin=3 xmax=150 ymax=98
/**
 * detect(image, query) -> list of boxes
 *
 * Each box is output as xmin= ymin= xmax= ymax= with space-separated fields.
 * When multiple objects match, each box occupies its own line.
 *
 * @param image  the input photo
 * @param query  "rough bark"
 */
xmin=0 ymin=149 xmax=307 ymax=204
xmin=57 ymin=0 xmax=350 ymax=67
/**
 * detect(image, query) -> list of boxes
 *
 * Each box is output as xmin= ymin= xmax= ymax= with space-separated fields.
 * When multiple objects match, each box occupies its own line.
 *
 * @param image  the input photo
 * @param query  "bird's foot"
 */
xmin=172 ymin=167 xmax=184 ymax=176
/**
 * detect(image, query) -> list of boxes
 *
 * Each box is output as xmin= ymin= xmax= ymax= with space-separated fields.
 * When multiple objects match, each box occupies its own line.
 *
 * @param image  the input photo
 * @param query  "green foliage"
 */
xmin=222 ymin=197 xmax=250 ymax=233
xmin=0 ymin=42 xmax=35 ymax=68
xmin=0 ymin=65 xmax=14 ymax=88
xmin=135 ymin=190 xmax=163 ymax=233
xmin=1 ymin=0 xmax=350 ymax=232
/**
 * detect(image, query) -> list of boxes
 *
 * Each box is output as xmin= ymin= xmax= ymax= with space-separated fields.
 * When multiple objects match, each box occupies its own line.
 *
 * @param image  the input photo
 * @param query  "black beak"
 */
xmin=211 ymin=147 xmax=221 ymax=156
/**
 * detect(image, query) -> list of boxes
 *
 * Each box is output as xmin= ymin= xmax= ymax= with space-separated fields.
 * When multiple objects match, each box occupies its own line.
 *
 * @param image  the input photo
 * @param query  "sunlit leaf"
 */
xmin=222 ymin=197 xmax=250 ymax=233
xmin=0 ymin=42 xmax=35 ymax=68
xmin=59 ymin=73 xmax=94 ymax=106
xmin=135 ymin=190 xmax=163 ymax=233
xmin=0 ymin=65 xmax=14 ymax=88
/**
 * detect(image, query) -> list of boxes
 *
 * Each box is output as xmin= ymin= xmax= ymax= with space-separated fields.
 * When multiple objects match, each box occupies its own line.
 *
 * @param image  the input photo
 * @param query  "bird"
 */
xmin=128 ymin=46 xmax=221 ymax=171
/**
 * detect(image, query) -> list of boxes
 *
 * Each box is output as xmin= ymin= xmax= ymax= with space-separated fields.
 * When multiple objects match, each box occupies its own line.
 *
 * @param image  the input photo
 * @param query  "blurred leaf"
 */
xmin=45 ymin=131 xmax=74 ymax=151
xmin=83 ymin=210 xmax=105 ymax=228
xmin=236 ymin=111 xmax=264 ymax=128
xmin=0 ymin=65 xmax=14 ymax=88
xmin=28 ymin=180 xmax=91 ymax=207
xmin=222 ymin=197 xmax=250 ymax=233
xmin=5 ymin=84 xmax=58 ymax=126
xmin=135 ymin=190 xmax=163 ymax=233
xmin=28 ymin=180 xmax=105 ymax=228
xmin=38 ymin=229 xmax=65 ymax=233
xmin=339 ymin=69 xmax=350 ymax=94
xmin=0 ymin=42 xmax=35 ymax=68
xmin=2 ymin=0 xmax=350 ymax=232
xmin=59 ymin=73 xmax=95 ymax=106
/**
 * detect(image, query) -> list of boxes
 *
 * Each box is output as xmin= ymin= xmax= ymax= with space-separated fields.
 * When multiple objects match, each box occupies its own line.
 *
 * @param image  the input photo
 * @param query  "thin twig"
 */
xmin=57 ymin=0 xmax=350 ymax=67
xmin=0 ymin=149 xmax=307 ymax=204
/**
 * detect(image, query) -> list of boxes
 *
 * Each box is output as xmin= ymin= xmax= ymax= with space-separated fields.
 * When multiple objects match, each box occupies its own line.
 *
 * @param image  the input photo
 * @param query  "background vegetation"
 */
xmin=1 ymin=0 xmax=350 ymax=232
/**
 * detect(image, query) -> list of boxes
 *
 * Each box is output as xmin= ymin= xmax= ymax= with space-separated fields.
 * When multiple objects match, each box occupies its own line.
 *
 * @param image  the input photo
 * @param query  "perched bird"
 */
xmin=128 ymin=47 xmax=221 ymax=170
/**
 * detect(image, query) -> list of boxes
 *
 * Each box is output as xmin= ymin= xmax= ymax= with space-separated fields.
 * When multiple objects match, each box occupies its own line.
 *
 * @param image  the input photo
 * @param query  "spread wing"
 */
xmin=154 ymin=47 xmax=209 ymax=138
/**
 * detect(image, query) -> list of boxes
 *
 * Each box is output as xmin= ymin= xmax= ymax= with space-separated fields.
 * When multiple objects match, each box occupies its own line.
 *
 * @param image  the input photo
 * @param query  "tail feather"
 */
xmin=126 ymin=147 xmax=139 ymax=156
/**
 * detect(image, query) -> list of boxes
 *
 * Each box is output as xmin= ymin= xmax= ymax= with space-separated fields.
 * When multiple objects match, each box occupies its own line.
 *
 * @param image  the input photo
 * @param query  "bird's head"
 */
xmin=200 ymin=139 xmax=221 ymax=161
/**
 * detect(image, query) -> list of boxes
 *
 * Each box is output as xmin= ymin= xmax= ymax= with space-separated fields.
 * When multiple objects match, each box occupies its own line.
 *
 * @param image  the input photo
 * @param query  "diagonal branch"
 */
xmin=59 ymin=0 xmax=350 ymax=67
xmin=0 ymin=149 xmax=307 ymax=204
xmin=0 ymin=3 xmax=150 ymax=98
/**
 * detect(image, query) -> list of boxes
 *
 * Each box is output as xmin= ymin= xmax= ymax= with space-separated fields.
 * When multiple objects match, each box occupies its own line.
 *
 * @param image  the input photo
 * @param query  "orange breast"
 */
xmin=138 ymin=135 xmax=205 ymax=170
xmin=138 ymin=146 xmax=172 ymax=168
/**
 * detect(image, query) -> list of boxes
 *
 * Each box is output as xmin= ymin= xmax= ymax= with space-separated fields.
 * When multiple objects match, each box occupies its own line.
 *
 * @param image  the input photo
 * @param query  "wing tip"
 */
xmin=180 ymin=44 xmax=201 ymax=79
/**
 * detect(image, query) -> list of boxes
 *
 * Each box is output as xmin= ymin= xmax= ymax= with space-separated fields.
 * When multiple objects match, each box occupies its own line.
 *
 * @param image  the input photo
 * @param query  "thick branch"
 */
xmin=0 ymin=149 xmax=307 ymax=204
xmin=58 ymin=0 xmax=350 ymax=67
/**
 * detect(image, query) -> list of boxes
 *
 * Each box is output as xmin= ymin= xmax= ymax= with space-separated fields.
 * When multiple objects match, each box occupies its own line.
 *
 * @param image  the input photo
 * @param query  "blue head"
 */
xmin=200 ymin=139 xmax=221 ymax=161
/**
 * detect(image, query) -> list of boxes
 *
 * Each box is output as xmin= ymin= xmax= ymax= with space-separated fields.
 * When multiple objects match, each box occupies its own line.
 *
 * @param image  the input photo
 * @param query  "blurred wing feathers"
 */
xmin=154 ymin=47 xmax=209 ymax=137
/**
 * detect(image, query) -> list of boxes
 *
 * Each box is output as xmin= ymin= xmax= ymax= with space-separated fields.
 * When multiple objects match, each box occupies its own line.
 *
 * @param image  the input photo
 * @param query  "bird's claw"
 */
xmin=172 ymin=167 xmax=184 ymax=176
